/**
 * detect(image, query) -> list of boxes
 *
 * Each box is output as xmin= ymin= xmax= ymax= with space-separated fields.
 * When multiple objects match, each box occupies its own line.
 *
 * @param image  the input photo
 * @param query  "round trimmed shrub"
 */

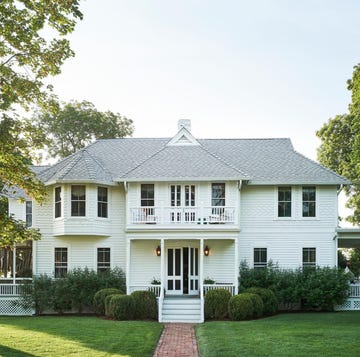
xmin=131 ymin=290 xmax=158 ymax=320
xmin=93 ymin=288 xmax=123 ymax=315
xmin=229 ymin=293 xmax=260 ymax=320
xmin=107 ymin=294 xmax=135 ymax=320
xmin=244 ymin=287 xmax=278 ymax=315
xmin=248 ymin=292 xmax=264 ymax=318
xmin=205 ymin=289 xmax=232 ymax=319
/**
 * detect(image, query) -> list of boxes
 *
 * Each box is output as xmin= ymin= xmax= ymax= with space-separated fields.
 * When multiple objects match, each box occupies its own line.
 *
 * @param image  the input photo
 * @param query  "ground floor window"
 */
xmin=97 ymin=247 xmax=111 ymax=272
xmin=254 ymin=248 xmax=267 ymax=269
xmin=303 ymin=247 xmax=316 ymax=268
xmin=54 ymin=247 xmax=68 ymax=277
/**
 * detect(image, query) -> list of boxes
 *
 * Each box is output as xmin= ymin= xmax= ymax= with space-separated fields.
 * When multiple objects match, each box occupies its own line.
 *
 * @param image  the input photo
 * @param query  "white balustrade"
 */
xmin=349 ymin=283 xmax=360 ymax=298
xmin=128 ymin=284 xmax=161 ymax=297
xmin=203 ymin=283 xmax=236 ymax=296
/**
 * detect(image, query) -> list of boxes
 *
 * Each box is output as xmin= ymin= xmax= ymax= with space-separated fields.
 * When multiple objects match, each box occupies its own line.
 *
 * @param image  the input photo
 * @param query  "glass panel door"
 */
xmin=167 ymin=248 xmax=182 ymax=295
xmin=189 ymin=248 xmax=199 ymax=295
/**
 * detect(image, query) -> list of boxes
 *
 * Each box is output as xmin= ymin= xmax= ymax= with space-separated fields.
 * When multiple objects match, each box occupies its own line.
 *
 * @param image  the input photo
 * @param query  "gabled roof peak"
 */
xmin=167 ymin=120 xmax=200 ymax=146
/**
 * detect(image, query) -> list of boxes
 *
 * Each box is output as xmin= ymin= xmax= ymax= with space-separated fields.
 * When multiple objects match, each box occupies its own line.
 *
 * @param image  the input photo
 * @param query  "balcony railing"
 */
xmin=130 ymin=206 xmax=236 ymax=225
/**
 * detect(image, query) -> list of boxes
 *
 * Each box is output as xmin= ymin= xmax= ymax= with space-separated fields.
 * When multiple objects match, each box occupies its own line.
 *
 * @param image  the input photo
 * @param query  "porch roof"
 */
xmin=336 ymin=228 xmax=360 ymax=248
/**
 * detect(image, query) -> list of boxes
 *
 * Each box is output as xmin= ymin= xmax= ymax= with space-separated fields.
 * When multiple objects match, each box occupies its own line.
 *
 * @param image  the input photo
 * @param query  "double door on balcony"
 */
xmin=170 ymin=185 xmax=196 ymax=223
xmin=166 ymin=247 xmax=199 ymax=295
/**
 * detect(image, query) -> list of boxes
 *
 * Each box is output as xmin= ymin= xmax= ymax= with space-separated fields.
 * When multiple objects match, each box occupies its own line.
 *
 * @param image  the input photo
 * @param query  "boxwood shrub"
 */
xmin=205 ymin=289 xmax=232 ymax=319
xmin=107 ymin=294 xmax=135 ymax=320
xmin=131 ymin=290 xmax=158 ymax=320
xmin=93 ymin=288 xmax=124 ymax=315
xmin=228 ymin=293 xmax=254 ymax=320
xmin=244 ymin=287 xmax=278 ymax=315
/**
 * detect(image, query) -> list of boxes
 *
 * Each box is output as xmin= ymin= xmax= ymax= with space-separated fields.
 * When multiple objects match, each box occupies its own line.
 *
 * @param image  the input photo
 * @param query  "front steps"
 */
xmin=161 ymin=296 xmax=202 ymax=323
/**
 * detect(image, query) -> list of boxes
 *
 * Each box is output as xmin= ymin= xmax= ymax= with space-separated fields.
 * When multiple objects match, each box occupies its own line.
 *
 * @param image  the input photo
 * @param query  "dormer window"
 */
xmin=71 ymin=185 xmax=86 ymax=216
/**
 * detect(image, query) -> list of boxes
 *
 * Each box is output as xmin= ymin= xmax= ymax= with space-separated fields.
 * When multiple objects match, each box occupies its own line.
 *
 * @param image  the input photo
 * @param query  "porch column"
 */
xmin=160 ymin=238 xmax=165 ymax=290
xmin=200 ymin=239 xmax=204 ymax=291
xmin=334 ymin=234 xmax=338 ymax=268
xmin=234 ymin=238 xmax=239 ymax=294
xmin=12 ymin=243 xmax=16 ymax=284
xmin=126 ymin=239 xmax=131 ymax=295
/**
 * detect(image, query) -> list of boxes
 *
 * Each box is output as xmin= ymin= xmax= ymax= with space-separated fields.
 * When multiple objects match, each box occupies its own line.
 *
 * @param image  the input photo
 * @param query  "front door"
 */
xmin=166 ymin=247 xmax=199 ymax=295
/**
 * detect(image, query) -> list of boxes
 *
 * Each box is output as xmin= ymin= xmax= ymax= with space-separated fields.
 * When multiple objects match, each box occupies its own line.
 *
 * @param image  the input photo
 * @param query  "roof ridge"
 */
xmin=83 ymin=143 xmax=114 ymax=180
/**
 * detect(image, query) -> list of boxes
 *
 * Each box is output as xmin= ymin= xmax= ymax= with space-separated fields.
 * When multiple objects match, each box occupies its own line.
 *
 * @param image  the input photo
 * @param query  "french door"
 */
xmin=166 ymin=247 xmax=199 ymax=295
xmin=170 ymin=185 xmax=196 ymax=223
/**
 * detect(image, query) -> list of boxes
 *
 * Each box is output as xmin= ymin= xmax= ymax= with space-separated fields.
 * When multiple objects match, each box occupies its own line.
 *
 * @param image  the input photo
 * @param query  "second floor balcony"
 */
xmin=129 ymin=206 xmax=237 ymax=228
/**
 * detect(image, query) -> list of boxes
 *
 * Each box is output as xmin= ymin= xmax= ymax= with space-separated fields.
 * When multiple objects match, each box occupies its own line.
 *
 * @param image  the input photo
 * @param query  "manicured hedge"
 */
xmin=244 ymin=287 xmax=278 ymax=315
xmin=228 ymin=292 xmax=264 ymax=321
xmin=93 ymin=288 xmax=124 ymax=315
xmin=107 ymin=294 xmax=135 ymax=320
xmin=205 ymin=289 xmax=232 ymax=319
xmin=131 ymin=290 xmax=158 ymax=320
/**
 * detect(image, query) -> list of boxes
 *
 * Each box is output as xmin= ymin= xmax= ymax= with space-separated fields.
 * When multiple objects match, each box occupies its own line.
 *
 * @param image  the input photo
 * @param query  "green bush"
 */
xmin=107 ymin=294 xmax=135 ymax=320
xmin=131 ymin=290 xmax=158 ymax=320
xmin=244 ymin=287 xmax=278 ymax=315
xmin=248 ymin=292 xmax=264 ymax=318
xmin=53 ymin=277 xmax=72 ymax=314
xmin=228 ymin=293 xmax=254 ymax=320
xmin=205 ymin=289 xmax=232 ymax=319
xmin=93 ymin=288 xmax=123 ymax=315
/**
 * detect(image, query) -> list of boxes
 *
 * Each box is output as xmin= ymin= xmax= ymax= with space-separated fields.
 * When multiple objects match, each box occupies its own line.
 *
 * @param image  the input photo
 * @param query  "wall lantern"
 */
xmin=204 ymin=245 xmax=210 ymax=257
xmin=156 ymin=245 xmax=161 ymax=257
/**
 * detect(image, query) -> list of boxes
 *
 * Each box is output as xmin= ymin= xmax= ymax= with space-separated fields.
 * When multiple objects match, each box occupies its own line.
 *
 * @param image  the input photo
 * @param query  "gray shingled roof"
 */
xmin=36 ymin=136 xmax=350 ymax=186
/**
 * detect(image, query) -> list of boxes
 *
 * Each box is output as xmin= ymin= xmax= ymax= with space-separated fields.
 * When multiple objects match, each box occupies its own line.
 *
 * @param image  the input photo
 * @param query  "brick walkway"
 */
xmin=153 ymin=323 xmax=199 ymax=357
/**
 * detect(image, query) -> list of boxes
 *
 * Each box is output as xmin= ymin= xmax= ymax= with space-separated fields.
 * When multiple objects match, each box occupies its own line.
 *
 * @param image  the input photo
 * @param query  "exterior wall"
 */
xmin=8 ymin=199 xmax=26 ymax=221
xmin=22 ymin=184 xmax=127 ymax=275
xmin=239 ymin=184 xmax=339 ymax=269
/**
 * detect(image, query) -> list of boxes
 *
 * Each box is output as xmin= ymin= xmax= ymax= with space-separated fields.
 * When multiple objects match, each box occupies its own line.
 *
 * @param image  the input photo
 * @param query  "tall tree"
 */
xmin=0 ymin=1 xmax=83 ymax=249
xmin=34 ymin=100 xmax=134 ymax=159
xmin=317 ymin=64 xmax=360 ymax=224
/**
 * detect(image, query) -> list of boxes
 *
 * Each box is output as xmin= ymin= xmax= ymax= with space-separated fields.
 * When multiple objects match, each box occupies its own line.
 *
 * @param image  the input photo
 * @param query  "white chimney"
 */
xmin=178 ymin=119 xmax=191 ymax=131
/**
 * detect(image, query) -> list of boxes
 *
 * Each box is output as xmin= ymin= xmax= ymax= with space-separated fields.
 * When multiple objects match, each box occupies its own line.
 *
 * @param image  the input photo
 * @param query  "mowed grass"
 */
xmin=0 ymin=316 xmax=162 ymax=357
xmin=196 ymin=312 xmax=360 ymax=357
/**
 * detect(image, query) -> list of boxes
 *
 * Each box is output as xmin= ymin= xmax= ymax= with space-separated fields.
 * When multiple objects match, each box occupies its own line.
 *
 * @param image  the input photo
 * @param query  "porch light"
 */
xmin=204 ymin=245 xmax=210 ymax=256
xmin=156 ymin=245 xmax=161 ymax=256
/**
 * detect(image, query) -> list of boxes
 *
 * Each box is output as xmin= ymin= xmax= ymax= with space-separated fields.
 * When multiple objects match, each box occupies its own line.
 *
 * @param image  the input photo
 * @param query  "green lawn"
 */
xmin=0 ymin=316 xmax=162 ymax=357
xmin=196 ymin=311 xmax=360 ymax=357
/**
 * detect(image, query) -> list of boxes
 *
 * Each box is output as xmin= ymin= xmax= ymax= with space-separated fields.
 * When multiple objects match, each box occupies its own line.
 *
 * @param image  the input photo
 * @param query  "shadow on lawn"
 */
xmin=0 ymin=345 xmax=37 ymax=357
xmin=0 ymin=316 xmax=162 ymax=357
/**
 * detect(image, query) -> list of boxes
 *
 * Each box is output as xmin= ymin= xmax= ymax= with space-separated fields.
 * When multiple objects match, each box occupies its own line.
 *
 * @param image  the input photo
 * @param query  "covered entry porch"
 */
xmin=126 ymin=234 xmax=239 ymax=322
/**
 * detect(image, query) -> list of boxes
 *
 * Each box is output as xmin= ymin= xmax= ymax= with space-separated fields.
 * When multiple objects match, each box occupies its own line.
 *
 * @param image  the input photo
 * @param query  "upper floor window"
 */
xmin=278 ymin=187 xmax=291 ymax=217
xmin=212 ymin=183 xmax=225 ymax=207
xmin=254 ymin=248 xmax=267 ymax=269
xmin=55 ymin=186 xmax=62 ymax=218
xmin=141 ymin=184 xmax=154 ymax=207
xmin=25 ymin=201 xmax=32 ymax=227
xmin=98 ymin=187 xmax=108 ymax=218
xmin=302 ymin=187 xmax=316 ymax=217
xmin=303 ymin=247 xmax=316 ymax=268
xmin=71 ymin=185 xmax=86 ymax=216
xmin=97 ymin=247 xmax=111 ymax=272
xmin=54 ymin=247 xmax=68 ymax=278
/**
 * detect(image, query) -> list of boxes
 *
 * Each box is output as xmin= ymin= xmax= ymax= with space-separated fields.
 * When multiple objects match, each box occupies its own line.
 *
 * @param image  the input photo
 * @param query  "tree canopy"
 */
xmin=0 ymin=0 xmax=83 ymax=249
xmin=317 ymin=64 xmax=360 ymax=224
xmin=34 ymin=100 xmax=134 ymax=159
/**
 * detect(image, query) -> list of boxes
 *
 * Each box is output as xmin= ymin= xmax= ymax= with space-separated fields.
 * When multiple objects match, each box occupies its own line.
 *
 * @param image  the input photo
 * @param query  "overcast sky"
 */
xmin=49 ymin=0 xmax=360 ymax=161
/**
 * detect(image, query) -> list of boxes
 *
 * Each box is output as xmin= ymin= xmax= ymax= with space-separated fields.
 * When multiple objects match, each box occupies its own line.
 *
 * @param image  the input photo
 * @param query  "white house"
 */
xmin=7 ymin=119 xmax=358 ymax=321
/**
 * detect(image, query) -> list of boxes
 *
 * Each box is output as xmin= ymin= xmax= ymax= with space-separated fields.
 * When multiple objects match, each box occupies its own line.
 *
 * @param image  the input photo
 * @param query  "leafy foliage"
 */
xmin=228 ymin=293 xmax=255 ymax=321
xmin=131 ymin=290 xmax=158 ymax=320
xmin=19 ymin=267 xmax=126 ymax=314
xmin=317 ymin=63 xmax=360 ymax=224
xmin=0 ymin=0 xmax=83 ymax=248
xmin=33 ymin=100 xmax=134 ymax=159
xmin=93 ymin=288 xmax=123 ymax=316
xmin=243 ymin=287 xmax=278 ymax=315
xmin=239 ymin=261 xmax=350 ymax=311
xmin=204 ymin=288 xmax=232 ymax=320
xmin=349 ymin=248 xmax=360 ymax=277
xmin=106 ymin=295 xmax=135 ymax=320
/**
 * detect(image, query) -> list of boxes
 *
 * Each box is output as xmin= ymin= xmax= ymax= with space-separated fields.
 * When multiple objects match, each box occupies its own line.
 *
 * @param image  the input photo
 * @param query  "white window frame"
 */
xmin=97 ymin=247 xmax=111 ymax=272
xmin=97 ymin=186 xmax=108 ymax=218
xmin=302 ymin=186 xmax=317 ymax=218
xmin=25 ymin=201 xmax=32 ymax=227
xmin=54 ymin=186 xmax=62 ymax=219
xmin=54 ymin=247 xmax=68 ymax=278
xmin=253 ymin=247 xmax=267 ymax=269
xmin=277 ymin=186 xmax=292 ymax=218
xmin=302 ymin=247 xmax=316 ymax=268
xmin=71 ymin=185 xmax=86 ymax=217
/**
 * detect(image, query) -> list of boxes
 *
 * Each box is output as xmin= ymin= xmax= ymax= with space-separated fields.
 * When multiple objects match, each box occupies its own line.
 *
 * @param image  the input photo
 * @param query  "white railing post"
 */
xmin=234 ymin=238 xmax=239 ymax=295
xmin=200 ymin=239 xmax=204 ymax=322
xmin=158 ymin=238 xmax=165 ymax=322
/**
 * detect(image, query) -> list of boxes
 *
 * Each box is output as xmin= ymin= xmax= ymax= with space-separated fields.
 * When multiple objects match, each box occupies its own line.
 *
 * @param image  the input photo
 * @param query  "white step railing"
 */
xmin=0 ymin=278 xmax=32 ymax=296
xmin=203 ymin=283 xmax=236 ymax=296
xmin=128 ymin=284 xmax=161 ymax=297
xmin=130 ymin=206 xmax=236 ymax=225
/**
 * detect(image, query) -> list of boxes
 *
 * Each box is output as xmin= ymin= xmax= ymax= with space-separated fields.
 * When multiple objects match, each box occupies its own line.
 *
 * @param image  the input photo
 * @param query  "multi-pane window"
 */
xmin=302 ymin=187 xmax=316 ymax=217
xmin=54 ymin=247 xmax=68 ymax=278
xmin=303 ymin=247 xmax=316 ymax=268
xmin=98 ymin=187 xmax=108 ymax=218
xmin=55 ymin=186 xmax=62 ymax=218
xmin=254 ymin=248 xmax=267 ymax=269
xmin=141 ymin=184 xmax=154 ymax=207
xmin=278 ymin=187 xmax=291 ymax=217
xmin=97 ymin=248 xmax=111 ymax=272
xmin=71 ymin=185 xmax=86 ymax=216
xmin=212 ymin=183 xmax=225 ymax=207
xmin=25 ymin=201 xmax=32 ymax=227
